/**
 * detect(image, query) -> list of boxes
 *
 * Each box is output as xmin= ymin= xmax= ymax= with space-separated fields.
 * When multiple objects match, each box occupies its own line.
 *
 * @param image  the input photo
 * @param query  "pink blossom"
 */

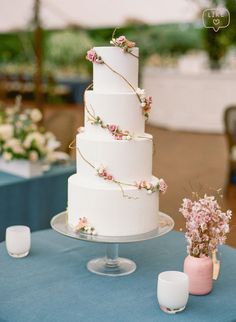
xmin=108 ymin=124 xmax=118 ymax=133
xmin=86 ymin=49 xmax=97 ymax=62
xmin=179 ymin=194 xmax=231 ymax=257
xmin=76 ymin=217 xmax=88 ymax=230
xmin=159 ymin=178 xmax=168 ymax=194
xmin=146 ymin=96 xmax=153 ymax=105
xmin=115 ymin=35 xmax=126 ymax=45
xmin=182 ymin=198 xmax=193 ymax=209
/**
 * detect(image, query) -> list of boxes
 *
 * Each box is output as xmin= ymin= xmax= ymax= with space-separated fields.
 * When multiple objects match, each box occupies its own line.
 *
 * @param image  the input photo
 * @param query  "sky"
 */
xmin=0 ymin=0 xmax=201 ymax=32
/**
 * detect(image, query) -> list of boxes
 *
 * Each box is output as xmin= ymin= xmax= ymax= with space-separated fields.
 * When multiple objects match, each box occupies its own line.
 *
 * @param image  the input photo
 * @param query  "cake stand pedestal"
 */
xmin=87 ymin=243 xmax=136 ymax=276
xmin=51 ymin=212 xmax=174 ymax=277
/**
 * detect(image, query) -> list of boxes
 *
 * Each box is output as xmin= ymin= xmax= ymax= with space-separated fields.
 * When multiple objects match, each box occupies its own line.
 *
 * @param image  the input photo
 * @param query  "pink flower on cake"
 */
xmin=75 ymin=217 xmax=88 ymax=231
xmin=74 ymin=217 xmax=96 ymax=235
xmin=159 ymin=178 xmax=168 ymax=194
xmin=86 ymin=49 xmax=103 ymax=64
xmin=96 ymin=166 xmax=114 ymax=182
xmin=110 ymin=33 xmax=136 ymax=52
xmin=86 ymin=49 xmax=97 ymax=62
xmin=135 ymin=180 xmax=155 ymax=194
xmin=108 ymin=124 xmax=118 ymax=133
xmin=116 ymin=35 xmax=126 ymax=45
xmin=146 ymin=96 xmax=152 ymax=105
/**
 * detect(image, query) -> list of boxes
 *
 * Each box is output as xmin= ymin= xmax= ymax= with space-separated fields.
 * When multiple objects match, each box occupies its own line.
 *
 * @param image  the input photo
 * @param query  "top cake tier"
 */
xmin=93 ymin=47 xmax=139 ymax=93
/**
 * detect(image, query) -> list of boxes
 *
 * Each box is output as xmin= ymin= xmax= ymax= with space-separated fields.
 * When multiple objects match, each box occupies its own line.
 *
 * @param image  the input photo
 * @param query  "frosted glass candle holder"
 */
xmin=6 ymin=226 xmax=31 ymax=258
xmin=157 ymin=271 xmax=189 ymax=314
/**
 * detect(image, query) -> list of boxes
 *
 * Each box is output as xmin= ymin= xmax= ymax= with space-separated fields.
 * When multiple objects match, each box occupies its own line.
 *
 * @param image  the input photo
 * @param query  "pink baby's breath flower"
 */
xmin=182 ymin=198 xmax=193 ymax=209
xmin=159 ymin=178 xmax=168 ymax=194
xmin=180 ymin=194 xmax=231 ymax=257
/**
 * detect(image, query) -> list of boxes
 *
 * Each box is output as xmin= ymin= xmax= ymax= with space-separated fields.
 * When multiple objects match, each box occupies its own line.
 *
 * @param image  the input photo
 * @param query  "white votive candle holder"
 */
xmin=6 ymin=226 xmax=31 ymax=258
xmin=157 ymin=271 xmax=189 ymax=314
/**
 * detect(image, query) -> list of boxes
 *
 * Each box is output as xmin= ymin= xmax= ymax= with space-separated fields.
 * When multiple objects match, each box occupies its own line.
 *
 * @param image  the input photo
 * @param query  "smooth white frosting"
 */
xmin=68 ymin=174 xmax=159 ymax=236
xmin=93 ymin=47 xmax=139 ymax=93
xmin=85 ymin=91 xmax=145 ymax=137
xmin=76 ymin=133 xmax=153 ymax=183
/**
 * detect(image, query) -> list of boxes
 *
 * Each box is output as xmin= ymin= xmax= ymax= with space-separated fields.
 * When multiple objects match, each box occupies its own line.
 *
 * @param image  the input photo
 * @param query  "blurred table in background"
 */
xmin=0 ymin=73 xmax=91 ymax=104
xmin=0 ymin=163 xmax=75 ymax=242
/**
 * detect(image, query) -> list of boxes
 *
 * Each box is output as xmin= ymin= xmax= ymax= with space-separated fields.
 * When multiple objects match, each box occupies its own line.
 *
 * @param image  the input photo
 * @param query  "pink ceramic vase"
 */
xmin=184 ymin=255 xmax=213 ymax=295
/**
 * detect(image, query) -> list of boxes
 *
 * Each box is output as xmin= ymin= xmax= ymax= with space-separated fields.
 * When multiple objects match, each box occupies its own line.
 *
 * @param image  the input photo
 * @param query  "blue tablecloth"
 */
xmin=0 ymin=229 xmax=235 ymax=322
xmin=0 ymin=164 xmax=75 ymax=242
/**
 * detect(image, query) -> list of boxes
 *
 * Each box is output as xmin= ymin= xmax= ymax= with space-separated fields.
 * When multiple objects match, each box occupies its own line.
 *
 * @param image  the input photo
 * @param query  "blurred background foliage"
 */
xmin=0 ymin=1 xmax=235 ymax=78
xmin=0 ymin=23 xmax=205 ymax=77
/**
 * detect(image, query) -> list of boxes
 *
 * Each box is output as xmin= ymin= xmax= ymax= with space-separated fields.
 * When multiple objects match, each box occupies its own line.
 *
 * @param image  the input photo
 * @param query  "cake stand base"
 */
xmin=87 ymin=243 xmax=136 ymax=276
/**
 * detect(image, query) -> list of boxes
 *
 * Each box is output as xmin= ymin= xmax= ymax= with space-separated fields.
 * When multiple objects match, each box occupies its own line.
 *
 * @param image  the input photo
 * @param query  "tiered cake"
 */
xmin=68 ymin=35 xmax=167 ymax=236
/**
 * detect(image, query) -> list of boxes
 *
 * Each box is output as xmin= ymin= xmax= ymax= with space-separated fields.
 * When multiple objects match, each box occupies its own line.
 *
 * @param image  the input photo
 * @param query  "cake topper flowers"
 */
xmin=179 ymin=194 xmax=231 ymax=258
xmin=110 ymin=28 xmax=137 ymax=57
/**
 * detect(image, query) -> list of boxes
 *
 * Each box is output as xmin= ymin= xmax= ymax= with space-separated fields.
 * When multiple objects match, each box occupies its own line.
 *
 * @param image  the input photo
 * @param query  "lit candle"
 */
xmin=6 ymin=226 xmax=31 ymax=258
xmin=157 ymin=271 xmax=189 ymax=314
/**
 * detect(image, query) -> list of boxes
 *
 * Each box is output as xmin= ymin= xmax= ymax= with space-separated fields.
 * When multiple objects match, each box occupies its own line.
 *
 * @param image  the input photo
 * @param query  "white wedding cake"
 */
xmin=67 ymin=35 xmax=167 ymax=236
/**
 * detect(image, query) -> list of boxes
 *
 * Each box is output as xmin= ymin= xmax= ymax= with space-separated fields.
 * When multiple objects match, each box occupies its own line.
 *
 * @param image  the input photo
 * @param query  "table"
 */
xmin=0 ymin=164 xmax=75 ymax=242
xmin=0 ymin=229 xmax=235 ymax=322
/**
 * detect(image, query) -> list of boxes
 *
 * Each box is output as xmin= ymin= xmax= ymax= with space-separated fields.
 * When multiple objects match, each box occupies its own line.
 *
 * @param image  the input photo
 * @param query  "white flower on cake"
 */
xmin=136 ymin=88 xmax=152 ymax=119
xmin=136 ymin=88 xmax=146 ymax=98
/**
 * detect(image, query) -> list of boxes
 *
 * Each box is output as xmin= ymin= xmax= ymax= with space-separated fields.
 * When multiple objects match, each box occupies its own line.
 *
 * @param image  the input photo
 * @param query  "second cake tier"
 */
xmin=76 ymin=132 xmax=153 ymax=183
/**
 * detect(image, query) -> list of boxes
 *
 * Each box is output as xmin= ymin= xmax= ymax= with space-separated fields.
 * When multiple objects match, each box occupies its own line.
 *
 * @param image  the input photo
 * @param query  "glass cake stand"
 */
xmin=51 ymin=211 xmax=174 ymax=277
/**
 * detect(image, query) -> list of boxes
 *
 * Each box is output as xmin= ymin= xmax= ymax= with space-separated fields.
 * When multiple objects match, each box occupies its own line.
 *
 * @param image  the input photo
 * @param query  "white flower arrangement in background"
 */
xmin=0 ymin=97 xmax=60 ymax=162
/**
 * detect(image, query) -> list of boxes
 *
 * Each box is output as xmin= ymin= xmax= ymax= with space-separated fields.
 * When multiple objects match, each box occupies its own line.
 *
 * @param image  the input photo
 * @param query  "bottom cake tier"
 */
xmin=68 ymin=174 xmax=159 ymax=236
